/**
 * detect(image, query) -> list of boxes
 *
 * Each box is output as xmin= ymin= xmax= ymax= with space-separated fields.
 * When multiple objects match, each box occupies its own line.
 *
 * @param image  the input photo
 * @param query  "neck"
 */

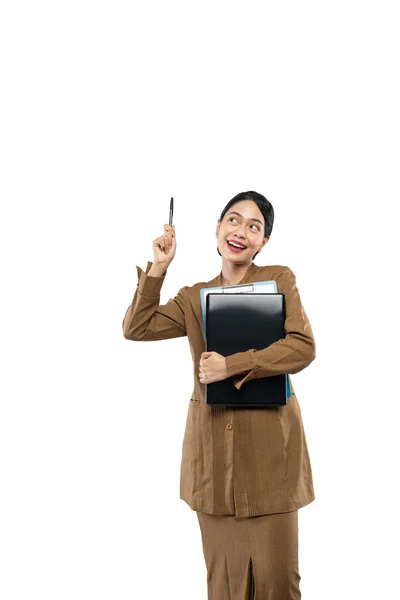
xmin=221 ymin=259 xmax=252 ymax=286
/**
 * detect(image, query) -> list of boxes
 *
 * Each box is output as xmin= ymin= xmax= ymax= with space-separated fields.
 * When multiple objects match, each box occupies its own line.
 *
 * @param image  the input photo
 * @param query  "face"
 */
xmin=216 ymin=200 xmax=270 ymax=263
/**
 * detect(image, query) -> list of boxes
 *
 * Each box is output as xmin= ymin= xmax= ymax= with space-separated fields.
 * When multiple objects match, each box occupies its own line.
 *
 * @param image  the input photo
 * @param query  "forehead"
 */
xmin=226 ymin=200 xmax=264 ymax=223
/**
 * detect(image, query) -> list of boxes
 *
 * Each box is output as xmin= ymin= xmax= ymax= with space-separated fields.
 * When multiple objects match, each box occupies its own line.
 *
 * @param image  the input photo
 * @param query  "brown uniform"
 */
xmin=122 ymin=259 xmax=316 ymax=517
xmin=123 ymin=260 xmax=316 ymax=598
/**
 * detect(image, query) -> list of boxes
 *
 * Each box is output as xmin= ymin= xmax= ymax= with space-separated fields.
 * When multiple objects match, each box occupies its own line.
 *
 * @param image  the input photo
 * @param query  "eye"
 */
xmin=229 ymin=217 xmax=260 ymax=231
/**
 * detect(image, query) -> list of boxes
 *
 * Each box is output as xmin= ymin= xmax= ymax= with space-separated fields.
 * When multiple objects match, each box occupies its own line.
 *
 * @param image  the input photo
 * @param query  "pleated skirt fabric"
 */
xmin=196 ymin=510 xmax=301 ymax=600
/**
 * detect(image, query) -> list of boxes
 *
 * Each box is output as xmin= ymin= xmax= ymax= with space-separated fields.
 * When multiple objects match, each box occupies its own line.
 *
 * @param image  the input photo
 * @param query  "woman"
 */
xmin=122 ymin=191 xmax=316 ymax=599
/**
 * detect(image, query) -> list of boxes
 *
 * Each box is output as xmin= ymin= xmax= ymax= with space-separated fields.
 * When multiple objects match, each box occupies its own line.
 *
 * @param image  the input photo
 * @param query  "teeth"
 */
xmin=228 ymin=241 xmax=245 ymax=249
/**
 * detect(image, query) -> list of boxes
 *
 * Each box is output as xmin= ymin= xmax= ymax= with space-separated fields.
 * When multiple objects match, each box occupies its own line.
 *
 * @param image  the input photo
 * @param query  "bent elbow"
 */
xmin=289 ymin=335 xmax=316 ymax=373
xmin=309 ymin=337 xmax=316 ymax=362
xmin=303 ymin=336 xmax=316 ymax=368
xmin=122 ymin=321 xmax=143 ymax=341
xmin=123 ymin=326 xmax=133 ymax=340
xmin=303 ymin=329 xmax=316 ymax=356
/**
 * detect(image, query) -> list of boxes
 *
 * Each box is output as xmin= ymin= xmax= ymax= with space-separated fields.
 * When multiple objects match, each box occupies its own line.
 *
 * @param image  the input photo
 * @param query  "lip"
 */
xmin=227 ymin=239 xmax=247 ymax=249
xmin=226 ymin=239 xmax=247 ymax=253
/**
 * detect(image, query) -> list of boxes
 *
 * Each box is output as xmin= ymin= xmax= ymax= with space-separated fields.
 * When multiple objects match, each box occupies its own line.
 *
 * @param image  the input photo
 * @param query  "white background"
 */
xmin=1 ymin=1 xmax=399 ymax=598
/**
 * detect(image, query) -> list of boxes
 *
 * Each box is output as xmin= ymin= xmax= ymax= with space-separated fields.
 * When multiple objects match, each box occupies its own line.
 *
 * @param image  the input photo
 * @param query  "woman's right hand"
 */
xmin=152 ymin=224 xmax=176 ymax=268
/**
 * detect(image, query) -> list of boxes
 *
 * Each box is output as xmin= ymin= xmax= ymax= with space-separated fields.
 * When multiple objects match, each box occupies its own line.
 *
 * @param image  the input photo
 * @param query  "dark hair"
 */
xmin=217 ymin=191 xmax=274 ymax=260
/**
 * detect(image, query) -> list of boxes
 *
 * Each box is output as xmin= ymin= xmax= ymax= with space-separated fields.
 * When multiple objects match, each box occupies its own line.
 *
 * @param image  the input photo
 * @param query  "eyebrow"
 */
xmin=227 ymin=211 xmax=263 ymax=225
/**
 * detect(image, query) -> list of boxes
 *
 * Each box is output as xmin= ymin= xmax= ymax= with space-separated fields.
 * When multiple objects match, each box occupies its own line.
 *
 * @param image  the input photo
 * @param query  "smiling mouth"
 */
xmin=226 ymin=240 xmax=247 ymax=252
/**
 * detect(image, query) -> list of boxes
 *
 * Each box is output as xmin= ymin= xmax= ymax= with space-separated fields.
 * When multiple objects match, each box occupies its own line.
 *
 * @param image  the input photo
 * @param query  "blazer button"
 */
xmin=226 ymin=423 xmax=232 ymax=430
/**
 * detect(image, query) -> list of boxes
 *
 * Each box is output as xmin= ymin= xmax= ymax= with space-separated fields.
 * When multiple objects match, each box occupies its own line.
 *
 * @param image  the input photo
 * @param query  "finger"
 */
xmin=164 ymin=224 xmax=175 ymax=236
xmin=155 ymin=237 xmax=166 ymax=250
xmin=163 ymin=232 xmax=174 ymax=252
xmin=164 ymin=233 xmax=173 ymax=250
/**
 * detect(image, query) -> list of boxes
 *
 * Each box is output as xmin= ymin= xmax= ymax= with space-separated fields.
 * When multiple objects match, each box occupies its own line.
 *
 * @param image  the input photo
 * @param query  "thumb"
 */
xmin=201 ymin=351 xmax=214 ymax=359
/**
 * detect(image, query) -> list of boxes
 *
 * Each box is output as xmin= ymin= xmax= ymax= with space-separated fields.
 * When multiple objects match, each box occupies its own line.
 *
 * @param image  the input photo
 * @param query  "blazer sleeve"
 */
xmin=122 ymin=261 xmax=188 ymax=341
xmin=225 ymin=266 xmax=316 ymax=390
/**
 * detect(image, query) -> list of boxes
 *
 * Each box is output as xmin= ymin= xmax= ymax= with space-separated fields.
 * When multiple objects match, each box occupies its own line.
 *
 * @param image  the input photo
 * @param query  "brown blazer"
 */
xmin=122 ymin=260 xmax=316 ymax=517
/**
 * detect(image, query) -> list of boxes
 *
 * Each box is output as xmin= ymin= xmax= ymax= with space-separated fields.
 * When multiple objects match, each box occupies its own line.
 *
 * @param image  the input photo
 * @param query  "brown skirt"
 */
xmin=196 ymin=510 xmax=301 ymax=600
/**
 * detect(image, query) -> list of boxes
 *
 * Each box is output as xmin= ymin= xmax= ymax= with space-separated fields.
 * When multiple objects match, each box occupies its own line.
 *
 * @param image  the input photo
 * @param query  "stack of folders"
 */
xmin=200 ymin=280 xmax=290 ymax=408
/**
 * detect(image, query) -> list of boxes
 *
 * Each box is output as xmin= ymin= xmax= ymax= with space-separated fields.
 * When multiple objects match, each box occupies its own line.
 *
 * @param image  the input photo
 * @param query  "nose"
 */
xmin=234 ymin=228 xmax=246 ymax=240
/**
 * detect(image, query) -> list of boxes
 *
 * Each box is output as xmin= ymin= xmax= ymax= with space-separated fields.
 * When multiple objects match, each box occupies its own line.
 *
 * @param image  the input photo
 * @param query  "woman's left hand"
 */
xmin=199 ymin=351 xmax=229 ymax=384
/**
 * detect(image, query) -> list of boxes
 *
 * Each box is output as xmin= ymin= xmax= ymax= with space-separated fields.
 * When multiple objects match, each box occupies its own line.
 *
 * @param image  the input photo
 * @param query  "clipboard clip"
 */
xmin=222 ymin=283 xmax=255 ymax=294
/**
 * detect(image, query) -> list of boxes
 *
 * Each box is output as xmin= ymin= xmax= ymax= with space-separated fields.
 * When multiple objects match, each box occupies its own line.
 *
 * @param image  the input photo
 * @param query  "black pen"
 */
xmin=169 ymin=197 xmax=174 ymax=226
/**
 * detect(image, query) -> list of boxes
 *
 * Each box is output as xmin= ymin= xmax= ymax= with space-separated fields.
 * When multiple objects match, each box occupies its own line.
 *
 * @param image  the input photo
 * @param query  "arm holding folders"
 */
xmin=225 ymin=266 xmax=316 ymax=391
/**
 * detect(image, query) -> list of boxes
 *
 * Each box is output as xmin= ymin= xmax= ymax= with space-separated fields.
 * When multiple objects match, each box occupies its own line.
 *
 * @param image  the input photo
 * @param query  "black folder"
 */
xmin=205 ymin=293 xmax=287 ymax=408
